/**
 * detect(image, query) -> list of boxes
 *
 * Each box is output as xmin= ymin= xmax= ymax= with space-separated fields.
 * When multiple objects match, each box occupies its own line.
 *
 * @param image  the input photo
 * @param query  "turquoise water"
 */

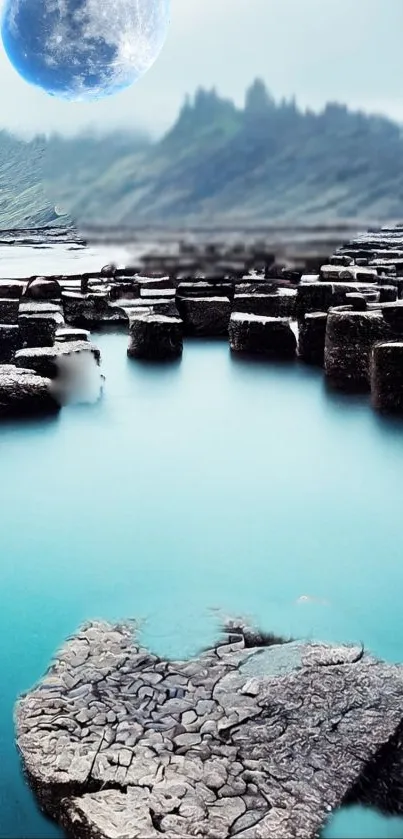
xmin=1 ymin=329 xmax=403 ymax=837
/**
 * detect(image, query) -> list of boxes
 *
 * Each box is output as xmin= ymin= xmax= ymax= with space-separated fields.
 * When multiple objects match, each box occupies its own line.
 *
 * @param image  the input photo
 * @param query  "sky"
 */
xmin=1 ymin=0 xmax=403 ymax=137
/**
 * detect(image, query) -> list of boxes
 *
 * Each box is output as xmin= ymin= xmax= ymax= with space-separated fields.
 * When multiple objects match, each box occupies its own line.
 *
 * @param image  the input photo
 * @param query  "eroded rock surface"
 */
xmin=15 ymin=621 xmax=403 ymax=839
xmin=0 ymin=364 xmax=59 ymax=416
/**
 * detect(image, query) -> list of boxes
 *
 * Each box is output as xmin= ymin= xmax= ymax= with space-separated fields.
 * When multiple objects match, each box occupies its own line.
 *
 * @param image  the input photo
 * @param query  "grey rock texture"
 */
xmin=0 ymin=324 xmax=21 ymax=362
xmin=371 ymin=341 xmax=403 ymax=412
xmin=177 ymin=282 xmax=234 ymax=300
xmin=296 ymin=282 xmax=377 ymax=319
xmin=229 ymin=313 xmax=296 ymax=358
xmin=233 ymin=290 xmax=296 ymax=319
xmin=111 ymin=298 xmax=179 ymax=321
xmin=324 ymin=307 xmax=391 ymax=389
xmin=19 ymin=313 xmax=59 ymax=348
xmin=177 ymin=297 xmax=232 ymax=337
xmin=56 ymin=328 xmax=90 ymax=344
xmin=0 ymin=364 xmax=59 ymax=416
xmin=15 ymin=341 xmax=101 ymax=380
xmin=0 ymin=280 xmax=25 ymax=298
xmin=25 ymin=277 xmax=62 ymax=301
xmin=15 ymin=621 xmax=403 ymax=839
xmin=0 ymin=298 xmax=19 ymax=324
xmin=109 ymin=280 xmax=140 ymax=302
xmin=62 ymin=292 xmax=121 ymax=327
xmin=298 ymin=313 xmax=328 ymax=366
xmin=379 ymin=286 xmax=398 ymax=303
xmin=128 ymin=314 xmax=183 ymax=360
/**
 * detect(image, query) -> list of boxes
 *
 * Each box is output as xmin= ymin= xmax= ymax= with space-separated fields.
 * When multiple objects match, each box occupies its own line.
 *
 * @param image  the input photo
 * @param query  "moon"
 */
xmin=1 ymin=0 xmax=170 ymax=100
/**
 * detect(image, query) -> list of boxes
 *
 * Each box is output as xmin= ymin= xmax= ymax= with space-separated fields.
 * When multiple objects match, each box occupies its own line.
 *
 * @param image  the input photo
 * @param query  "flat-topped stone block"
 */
xmin=233 ymin=289 xmax=296 ymax=319
xmin=325 ymin=307 xmax=391 ymax=389
xmin=15 ymin=341 xmax=101 ymax=380
xmin=177 ymin=296 xmax=231 ymax=337
xmin=19 ymin=313 xmax=59 ymax=348
xmin=15 ymin=620 xmax=403 ymax=839
xmin=0 ymin=298 xmax=19 ymax=324
xmin=371 ymin=341 xmax=403 ymax=412
xmin=177 ymin=281 xmax=234 ymax=299
xmin=298 ymin=312 xmax=328 ymax=365
xmin=296 ymin=282 xmax=377 ymax=318
xmin=56 ymin=327 xmax=90 ymax=343
xmin=109 ymin=280 xmax=140 ymax=302
xmin=320 ymin=264 xmax=378 ymax=282
xmin=0 ymin=280 xmax=25 ymax=298
xmin=128 ymin=313 xmax=183 ymax=360
xmin=0 ymin=325 xmax=21 ymax=362
xmin=229 ymin=313 xmax=296 ymax=358
xmin=62 ymin=291 xmax=119 ymax=326
xmin=0 ymin=364 xmax=59 ymax=417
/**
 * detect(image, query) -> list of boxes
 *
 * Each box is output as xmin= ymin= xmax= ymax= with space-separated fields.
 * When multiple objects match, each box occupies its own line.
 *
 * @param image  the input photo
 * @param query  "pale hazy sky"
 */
xmin=2 ymin=0 xmax=403 ymax=136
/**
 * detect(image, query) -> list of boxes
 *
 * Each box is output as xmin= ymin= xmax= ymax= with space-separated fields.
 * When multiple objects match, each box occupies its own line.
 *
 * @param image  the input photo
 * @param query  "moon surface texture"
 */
xmin=1 ymin=0 xmax=170 ymax=100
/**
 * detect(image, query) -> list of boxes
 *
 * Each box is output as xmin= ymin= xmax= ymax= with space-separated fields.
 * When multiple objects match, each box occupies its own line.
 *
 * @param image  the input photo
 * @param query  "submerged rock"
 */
xmin=0 ymin=365 xmax=59 ymax=417
xmin=229 ymin=313 xmax=296 ymax=358
xmin=128 ymin=313 xmax=183 ymax=360
xmin=15 ymin=621 xmax=403 ymax=839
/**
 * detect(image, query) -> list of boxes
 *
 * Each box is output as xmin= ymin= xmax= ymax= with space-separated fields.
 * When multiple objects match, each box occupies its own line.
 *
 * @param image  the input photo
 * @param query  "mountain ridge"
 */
xmin=2 ymin=80 xmax=403 ymax=228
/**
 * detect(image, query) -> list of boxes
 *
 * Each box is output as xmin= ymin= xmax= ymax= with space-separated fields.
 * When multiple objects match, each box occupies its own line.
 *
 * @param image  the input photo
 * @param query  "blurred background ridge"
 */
xmin=0 ymin=80 xmax=400 ymax=231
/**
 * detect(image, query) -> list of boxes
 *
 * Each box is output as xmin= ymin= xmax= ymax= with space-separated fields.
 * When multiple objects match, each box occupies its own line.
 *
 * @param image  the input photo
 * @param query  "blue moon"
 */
xmin=1 ymin=0 xmax=170 ymax=101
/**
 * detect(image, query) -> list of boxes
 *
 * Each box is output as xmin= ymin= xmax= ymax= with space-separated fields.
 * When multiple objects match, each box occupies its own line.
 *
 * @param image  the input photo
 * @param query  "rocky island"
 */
xmin=15 ymin=620 xmax=403 ymax=839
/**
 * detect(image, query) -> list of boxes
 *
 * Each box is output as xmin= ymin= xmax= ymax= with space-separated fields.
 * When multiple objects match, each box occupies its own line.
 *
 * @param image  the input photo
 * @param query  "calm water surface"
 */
xmin=1 ymin=330 xmax=403 ymax=837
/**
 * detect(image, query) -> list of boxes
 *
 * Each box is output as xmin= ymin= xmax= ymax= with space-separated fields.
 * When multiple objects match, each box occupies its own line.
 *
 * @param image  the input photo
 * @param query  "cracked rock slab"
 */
xmin=15 ymin=622 xmax=403 ymax=839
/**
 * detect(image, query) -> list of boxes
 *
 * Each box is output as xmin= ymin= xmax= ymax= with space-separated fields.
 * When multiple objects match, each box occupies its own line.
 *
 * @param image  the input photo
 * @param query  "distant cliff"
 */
xmin=2 ymin=80 xmax=403 ymax=228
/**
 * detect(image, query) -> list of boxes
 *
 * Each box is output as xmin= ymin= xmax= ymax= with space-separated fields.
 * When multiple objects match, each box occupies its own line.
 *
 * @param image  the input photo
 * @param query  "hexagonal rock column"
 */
xmin=229 ymin=313 xmax=296 ymax=358
xmin=0 ymin=365 xmax=59 ymax=417
xmin=371 ymin=341 xmax=403 ymax=412
xmin=62 ymin=292 xmax=114 ymax=327
xmin=0 ymin=298 xmax=19 ymax=324
xmin=298 ymin=313 xmax=328 ymax=365
xmin=56 ymin=328 xmax=90 ymax=344
xmin=379 ymin=286 xmax=398 ymax=303
xmin=325 ymin=307 xmax=390 ymax=389
xmin=15 ymin=620 xmax=403 ymax=839
xmin=233 ymin=290 xmax=297 ymax=318
xmin=177 ymin=297 xmax=231 ymax=337
xmin=296 ymin=282 xmax=377 ymax=319
xmin=0 ymin=325 xmax=21 ymax=362
xmin=128 ymin=314 xmax=183 ymax=360
xmin=177 ymin=281 xmax=234 ymax=299
xmin=19 ymin=314 xmax=58 ymax=348
xmin=0 ymin=280 xmax=25 ymax=299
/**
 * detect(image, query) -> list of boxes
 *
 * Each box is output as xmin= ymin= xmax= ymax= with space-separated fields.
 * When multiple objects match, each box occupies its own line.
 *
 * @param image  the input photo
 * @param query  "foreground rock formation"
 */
xmin=0 ymin=365 xmax=59 ymax=416
xmin=16 ymin=621 xmax=403 ymax=839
